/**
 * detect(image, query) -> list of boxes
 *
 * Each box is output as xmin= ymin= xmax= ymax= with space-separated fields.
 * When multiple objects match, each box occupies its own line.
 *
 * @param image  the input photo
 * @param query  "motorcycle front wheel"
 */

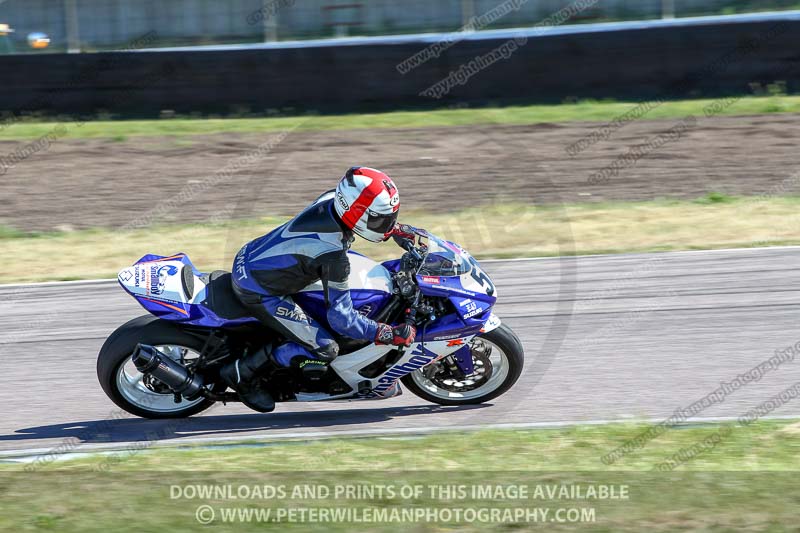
xmin=402 ymin=323 xmax=524 ymax=405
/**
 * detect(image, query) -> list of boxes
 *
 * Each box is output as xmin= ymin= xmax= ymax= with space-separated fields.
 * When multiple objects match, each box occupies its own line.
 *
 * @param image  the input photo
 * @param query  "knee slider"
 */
xmin=314 ymin=341 xmax=339 ymax=361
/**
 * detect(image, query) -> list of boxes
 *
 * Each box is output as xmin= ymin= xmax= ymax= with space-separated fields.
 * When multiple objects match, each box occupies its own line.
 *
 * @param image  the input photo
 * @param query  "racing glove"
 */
xmin=375 ymin=323 xmax=416 ymax=347
xmin=391 ymin=223 xmax=416 ymax=251
xmin=391 ymin=223 xmax=416 ymax=241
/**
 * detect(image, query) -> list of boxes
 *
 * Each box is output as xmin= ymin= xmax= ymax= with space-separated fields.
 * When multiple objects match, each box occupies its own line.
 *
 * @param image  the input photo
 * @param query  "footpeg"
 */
xmin=357 ymin=380 xmax=372 ymax=395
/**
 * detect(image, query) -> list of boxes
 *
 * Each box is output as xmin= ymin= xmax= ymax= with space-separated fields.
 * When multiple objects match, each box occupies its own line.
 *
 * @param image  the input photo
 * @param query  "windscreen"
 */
xmin=411 ymin=228 xmax=472 ymax=277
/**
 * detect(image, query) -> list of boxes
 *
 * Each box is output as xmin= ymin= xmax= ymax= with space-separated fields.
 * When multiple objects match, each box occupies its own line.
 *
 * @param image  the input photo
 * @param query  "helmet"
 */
xmin=334 ymin=166 xmax=400 ymax=242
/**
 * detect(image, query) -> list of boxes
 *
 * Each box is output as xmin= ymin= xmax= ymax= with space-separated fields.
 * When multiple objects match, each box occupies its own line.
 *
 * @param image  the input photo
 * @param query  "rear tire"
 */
xmin=402 ymin=323 xmax=524 ymax=405
xmin=97 ymin=315 xmax=216 ymax=419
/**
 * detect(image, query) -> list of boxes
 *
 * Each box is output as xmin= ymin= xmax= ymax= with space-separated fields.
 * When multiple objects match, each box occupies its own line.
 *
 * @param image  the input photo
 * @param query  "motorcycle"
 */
xmin=97 ymin=225 xmax=525 ymax=418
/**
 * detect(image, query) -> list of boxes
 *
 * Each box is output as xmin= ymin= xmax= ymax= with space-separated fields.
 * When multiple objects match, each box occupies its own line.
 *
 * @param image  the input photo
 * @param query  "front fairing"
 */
xmin=399 ymin=226 xmax=497 ymax=340
xmin=408 ymin=227 xmax=497 ymax=305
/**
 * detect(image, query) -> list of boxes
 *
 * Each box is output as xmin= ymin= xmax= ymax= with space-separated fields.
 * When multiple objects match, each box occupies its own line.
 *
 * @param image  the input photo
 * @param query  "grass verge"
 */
xmin=1 ymin=420 xmax=800 ymax=531
xmin=2 ymin=94 xmax=800 ymax=140
xmin=1 ymin=194 xmax=798 ymax=283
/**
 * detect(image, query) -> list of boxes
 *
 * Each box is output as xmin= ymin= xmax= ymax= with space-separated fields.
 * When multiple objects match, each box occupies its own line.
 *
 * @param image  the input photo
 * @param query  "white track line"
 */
xmin=1 ymin=414 xmax=797 ymax=462
xmin=2 ymin=246 xmax=799 ymax=289
xmin=0 ymin=278 xmax=117 ymax=289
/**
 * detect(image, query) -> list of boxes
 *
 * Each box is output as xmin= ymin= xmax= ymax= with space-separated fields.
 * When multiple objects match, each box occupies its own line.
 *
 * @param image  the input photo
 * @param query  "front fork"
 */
xmin=401 ymin=289 xmax=476 ymax=380
xmin=429 ymin=344 xmax=473 ymax=381
xmin=449 ymin=344 xmax=475 ymax=377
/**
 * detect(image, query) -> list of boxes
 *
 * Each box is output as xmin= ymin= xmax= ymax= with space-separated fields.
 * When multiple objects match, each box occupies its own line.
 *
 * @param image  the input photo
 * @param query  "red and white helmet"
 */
xmin=334 ymin=166 xmax=400 ymax=242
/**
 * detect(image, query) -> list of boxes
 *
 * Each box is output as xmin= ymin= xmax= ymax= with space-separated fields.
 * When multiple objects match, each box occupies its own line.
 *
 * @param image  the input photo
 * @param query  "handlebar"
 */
xmin=393 ymin=234 xmax=422 ymax=262
xmin=405 ymin=291 xmax=421 ymax=325
xmin=390 ymin=225 xmax=438 ymax=326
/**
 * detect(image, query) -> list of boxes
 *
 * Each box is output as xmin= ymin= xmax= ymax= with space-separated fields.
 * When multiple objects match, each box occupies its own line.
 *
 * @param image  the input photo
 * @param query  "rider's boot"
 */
xmin=273 ymin=341 xmax=337 ymax=380
xmin=220 ymin=347 xmax=275 ymax=413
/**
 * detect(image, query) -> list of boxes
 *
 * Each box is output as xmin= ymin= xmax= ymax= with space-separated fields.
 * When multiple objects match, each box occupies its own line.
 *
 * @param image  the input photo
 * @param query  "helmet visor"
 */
xmin=366 ymin=209 xmax=398 ymax=236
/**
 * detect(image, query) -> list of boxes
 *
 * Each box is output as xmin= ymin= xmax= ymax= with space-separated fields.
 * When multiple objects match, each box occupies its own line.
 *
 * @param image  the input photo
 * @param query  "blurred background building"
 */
xmin=1 ymin=0 xmax=799 ymax=53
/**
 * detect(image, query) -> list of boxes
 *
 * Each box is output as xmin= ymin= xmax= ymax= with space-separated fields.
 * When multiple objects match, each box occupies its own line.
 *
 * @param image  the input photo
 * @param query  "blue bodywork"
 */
xmin=119 ymin=229 xmax=497 ymax=372
xmin=413 ymin=291 xmax=495 ymax=342
xmin=411 ymin=233 xmax=498 ymax=343
xmin=120 ymin=253 xmax=261 ymax=328
xmin=119 ymin=253 xmax=396 ymax=330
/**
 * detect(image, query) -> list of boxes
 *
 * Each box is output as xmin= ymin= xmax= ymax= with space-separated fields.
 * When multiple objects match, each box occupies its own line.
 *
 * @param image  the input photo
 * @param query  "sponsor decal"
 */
xmin=447 ymin=339 xmax=465 ymax=347
xmin=463 ymin=306 xmax=486 ymax=319
xmin=118 ymin=270 xmax=132 ymax=282
xmin=372 ymin=345 xmax=443 ymax=395
xmin=149 ymin=265 xmax=178 ymax=295
xmin=276 ymin=306 xmax=308 ymax=322
xmin=458 ymin=299 xmax=473 ymax=308
xmin=443 ymin=286 xmax=481 ymax=298
xmin=141 ymin=297 xmax=189 ymax=316
xmin=358 ymin=304 xmax=373 ymax=317
xmin=134 ymin=266 xmax=143 ymax=288
xmin=234 ymin=247 xmax=248 ymax=280
xmin=461 ymin=299 xmax=485 ymax=319
xmin=336 ymin=191 xmax=350 ymax=211
xmin=482 ymin=314 xmax=501 ymax=332
xmin=433 ymin=333 xmax=461 ymax=341
xmin=298 ymin=359 xmax=326 ymax=369
xmin=421 ymin=276 xmax=440 ymax=284
xmin=389 ymin=193 xmax=400 ymax=207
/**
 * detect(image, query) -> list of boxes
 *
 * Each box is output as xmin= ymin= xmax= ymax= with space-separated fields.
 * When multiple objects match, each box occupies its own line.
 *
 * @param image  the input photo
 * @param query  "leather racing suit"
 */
xmin=231 ymin=190 xmax=379 ymax=361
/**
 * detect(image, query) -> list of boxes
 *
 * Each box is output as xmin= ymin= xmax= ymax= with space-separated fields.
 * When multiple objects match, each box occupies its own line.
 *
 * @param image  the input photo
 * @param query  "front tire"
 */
xmin=402 ymin=323 xmax=524 ymax=405
xmin=97 ymin=315 xmax=216 ymax=419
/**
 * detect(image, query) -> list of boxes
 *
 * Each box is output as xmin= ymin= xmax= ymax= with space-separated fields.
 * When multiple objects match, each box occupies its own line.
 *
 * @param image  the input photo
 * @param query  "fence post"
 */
xmin=461 ymin=0 xmax=475 ymax=29
xmin=263 ymin=0 xmax=278 ymax=42
xmin=661 ymin=0 xmax=675 ymax=19
xmin=64 ymin=0 xmax=81 ymax=53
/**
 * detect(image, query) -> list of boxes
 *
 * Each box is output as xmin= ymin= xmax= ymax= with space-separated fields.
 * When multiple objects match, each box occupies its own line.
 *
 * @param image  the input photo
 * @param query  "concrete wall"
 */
xmin=1 ymin=16 xmax=797 ymax=118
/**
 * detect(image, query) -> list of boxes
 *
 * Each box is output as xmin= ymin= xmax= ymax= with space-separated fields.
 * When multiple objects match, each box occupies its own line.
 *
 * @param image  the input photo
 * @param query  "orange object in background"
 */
xmin=28 ymin=32 xmax=50 ymax=48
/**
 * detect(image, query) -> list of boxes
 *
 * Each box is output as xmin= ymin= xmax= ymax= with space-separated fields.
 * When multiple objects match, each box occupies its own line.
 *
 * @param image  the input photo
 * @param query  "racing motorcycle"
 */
xmin=97 ymin=226 xmax=524 ymax=418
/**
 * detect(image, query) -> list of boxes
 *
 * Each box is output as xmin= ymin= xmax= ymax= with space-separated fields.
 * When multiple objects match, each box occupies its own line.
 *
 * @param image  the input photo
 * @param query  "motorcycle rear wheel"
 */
xmin=97 ymin=315 xmax=217 ymax=419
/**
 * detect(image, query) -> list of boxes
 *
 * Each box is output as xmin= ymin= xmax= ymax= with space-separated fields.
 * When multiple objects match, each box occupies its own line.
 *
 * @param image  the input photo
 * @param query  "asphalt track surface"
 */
xmin=1 ymin=247 xmax=800 ymax=456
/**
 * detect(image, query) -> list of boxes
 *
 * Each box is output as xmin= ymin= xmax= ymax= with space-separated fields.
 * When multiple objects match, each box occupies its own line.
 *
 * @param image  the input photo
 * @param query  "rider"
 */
xmin=222 ymin=166 xmax=417 ymax=412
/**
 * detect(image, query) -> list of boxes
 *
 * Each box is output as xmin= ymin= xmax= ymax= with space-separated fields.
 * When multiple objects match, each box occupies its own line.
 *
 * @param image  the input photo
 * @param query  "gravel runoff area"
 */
xmin=0 ymin=114 xmax=797 ymax=232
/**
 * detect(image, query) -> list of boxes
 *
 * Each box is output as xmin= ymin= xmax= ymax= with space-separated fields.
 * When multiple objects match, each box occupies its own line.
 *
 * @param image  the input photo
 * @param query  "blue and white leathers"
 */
xmin=231 ymin=191 xmax=379 ymax=360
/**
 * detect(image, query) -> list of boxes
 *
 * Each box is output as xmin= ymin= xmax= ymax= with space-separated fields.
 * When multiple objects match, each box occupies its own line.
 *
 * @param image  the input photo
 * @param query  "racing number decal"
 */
xmin=468 ymin=256 xmax=495 ymax=295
